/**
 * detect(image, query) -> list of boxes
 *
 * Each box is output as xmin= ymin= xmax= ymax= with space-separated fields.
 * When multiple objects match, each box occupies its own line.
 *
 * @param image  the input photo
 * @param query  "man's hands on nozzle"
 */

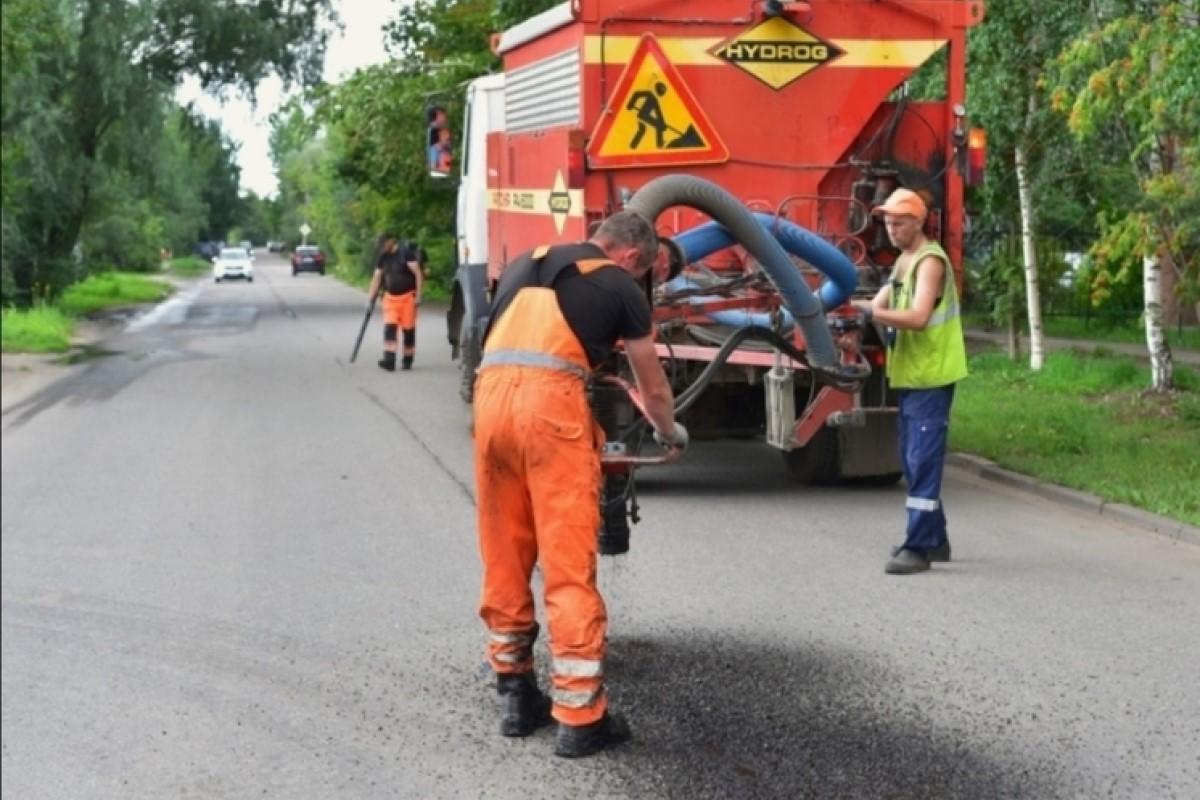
xmin=653 ymin=421 xmax=689 ymax=450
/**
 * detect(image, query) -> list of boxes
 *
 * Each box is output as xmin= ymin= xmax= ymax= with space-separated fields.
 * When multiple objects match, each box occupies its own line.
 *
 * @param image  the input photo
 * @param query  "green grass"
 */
xmin=58 ymin=272 xmax=172 ymax=316
xmin=964 ymin=312 xmax=1200 ymax=350
xmin=167 ymin=256 xmax=211 ymax=277
xmin=1 ymin=305 xmax=75 ymax=353
xmin=952 ymin=351 xmax=1200 ymax=526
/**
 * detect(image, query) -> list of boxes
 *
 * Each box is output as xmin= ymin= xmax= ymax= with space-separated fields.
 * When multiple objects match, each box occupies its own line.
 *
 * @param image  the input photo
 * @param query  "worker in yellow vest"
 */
xmin=854 ymin=189 xmax=968 ymax=575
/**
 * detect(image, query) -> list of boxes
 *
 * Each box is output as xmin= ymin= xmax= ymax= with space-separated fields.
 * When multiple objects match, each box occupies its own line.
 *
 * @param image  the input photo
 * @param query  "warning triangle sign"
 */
xmin=587 ymin=36 xmax=729 ymax=170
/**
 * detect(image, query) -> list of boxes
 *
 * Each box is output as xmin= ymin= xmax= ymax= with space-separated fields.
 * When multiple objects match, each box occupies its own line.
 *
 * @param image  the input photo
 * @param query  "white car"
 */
xmin=213 ymin=247 xmax=254 ymax=282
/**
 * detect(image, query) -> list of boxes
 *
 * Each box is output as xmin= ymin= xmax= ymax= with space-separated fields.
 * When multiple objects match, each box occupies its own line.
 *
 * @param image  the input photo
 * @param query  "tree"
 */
xmin=1048 ymin=1 xmax=1199 ymax=391
xmin=967 ymin=0 xmax=1091 ymax=369
xmin=1 ymin=0 xmax=334 ymax=300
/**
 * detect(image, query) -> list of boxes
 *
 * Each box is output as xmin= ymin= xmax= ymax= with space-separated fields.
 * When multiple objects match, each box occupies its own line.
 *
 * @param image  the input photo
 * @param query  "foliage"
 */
xmin=1047 ymin=1 xmax=1200 ymax=306
xmin=269 ymin=0 xmax=560 ymax=299
xmin=953 ymin=350 xmax=1200 ymax=525
xmin=1 ymin=0 xmax=334 ymax=306
xmin=966 ymin=233 xmax=1071 ymax=327
xmin=0 ymin=305 xmax=75 ymax=353
xmin=167 ymin=256 xmax=211 ymax=277
xmin=58 ymin=272 xmax=171 ymax=316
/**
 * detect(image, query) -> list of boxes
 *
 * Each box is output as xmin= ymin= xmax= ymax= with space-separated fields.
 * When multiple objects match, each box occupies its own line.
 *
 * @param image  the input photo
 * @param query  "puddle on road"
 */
xmin=54 ymin=344 xmax=122 ymax=366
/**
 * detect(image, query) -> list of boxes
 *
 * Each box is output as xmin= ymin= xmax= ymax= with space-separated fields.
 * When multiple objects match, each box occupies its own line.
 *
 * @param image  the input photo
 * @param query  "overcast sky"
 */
xmin=177 ymin=0 xmax=398 ymax=199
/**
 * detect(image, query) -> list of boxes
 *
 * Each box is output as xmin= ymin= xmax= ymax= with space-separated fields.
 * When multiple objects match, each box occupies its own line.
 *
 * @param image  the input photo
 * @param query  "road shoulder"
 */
xmin=948 ymin=451 xmax=1200 ymax=547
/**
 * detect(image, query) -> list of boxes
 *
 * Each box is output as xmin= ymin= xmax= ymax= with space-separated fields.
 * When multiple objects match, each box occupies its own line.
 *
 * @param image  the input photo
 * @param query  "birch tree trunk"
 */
xmin=1143 ymin=250 xmax=1174 ymax=391
xmin=1015 ymin=95 xmax=1045 ymax=371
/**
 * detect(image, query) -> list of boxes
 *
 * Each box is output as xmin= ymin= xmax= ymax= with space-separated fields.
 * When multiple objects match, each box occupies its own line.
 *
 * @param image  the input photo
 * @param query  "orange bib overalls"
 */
xmin=474 ymin=244 xmax=616 ymax=726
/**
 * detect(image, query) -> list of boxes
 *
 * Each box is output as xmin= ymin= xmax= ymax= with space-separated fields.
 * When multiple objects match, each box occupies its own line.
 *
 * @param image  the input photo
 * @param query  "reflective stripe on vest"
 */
xmin=481 ymin=246 xmax=617 ymax=377
xmin=478 ymin=349 xmax=590 ymax=379
xmin=886 ymin=241 xmax=970 ymax=389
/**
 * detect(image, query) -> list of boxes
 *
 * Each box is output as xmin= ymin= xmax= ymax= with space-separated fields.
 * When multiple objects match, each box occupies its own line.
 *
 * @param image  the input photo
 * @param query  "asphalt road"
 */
xmin=3 ymin=253 xmax=1198 ymax=799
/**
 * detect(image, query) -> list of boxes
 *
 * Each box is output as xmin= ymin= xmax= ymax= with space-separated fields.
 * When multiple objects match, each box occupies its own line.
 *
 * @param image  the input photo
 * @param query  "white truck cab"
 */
xmin=448 ymin=73 xmax=506 ymax=401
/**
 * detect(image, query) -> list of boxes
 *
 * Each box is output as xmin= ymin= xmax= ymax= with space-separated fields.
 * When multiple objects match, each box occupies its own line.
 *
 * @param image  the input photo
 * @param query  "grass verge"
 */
xmin=59 ymin=272 xmax=172 ymax=316
xmin=167 ymin=256 xmax=211 ymax=277
xmin=1 ymin=305 xmax=75 ymax=353
xmin=952 ymin=350 xmax=1200 ymax=527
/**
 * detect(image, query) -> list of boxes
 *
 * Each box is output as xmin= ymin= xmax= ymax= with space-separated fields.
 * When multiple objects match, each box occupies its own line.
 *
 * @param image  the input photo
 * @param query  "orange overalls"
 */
xmin=475 ymin=245 xmax=616 ymax=727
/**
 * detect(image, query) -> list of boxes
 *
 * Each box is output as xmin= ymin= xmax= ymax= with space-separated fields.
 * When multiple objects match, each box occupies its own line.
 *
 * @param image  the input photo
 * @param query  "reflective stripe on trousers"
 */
xmin=487 ymin=625 xmax=539 ymax=671
xmin=898 ymin=385 xmax=955 ymax=552
xmin=475 ymin=365 xmax=608 ymax=726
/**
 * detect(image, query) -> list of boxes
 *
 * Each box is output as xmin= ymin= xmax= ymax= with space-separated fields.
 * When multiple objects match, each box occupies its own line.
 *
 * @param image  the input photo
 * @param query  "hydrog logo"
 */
xmin=712 ymin=17 xmax=842 ymax=90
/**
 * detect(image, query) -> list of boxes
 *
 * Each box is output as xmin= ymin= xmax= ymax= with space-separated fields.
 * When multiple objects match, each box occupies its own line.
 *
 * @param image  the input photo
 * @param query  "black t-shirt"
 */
xmin=377 ymin=250 xmax=415 ymax=295
xmin=488 ymin=243 xmax=652 ymax=367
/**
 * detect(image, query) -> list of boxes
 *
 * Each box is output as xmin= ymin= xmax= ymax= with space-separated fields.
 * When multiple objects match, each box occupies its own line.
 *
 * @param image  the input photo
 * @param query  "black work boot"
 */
xmin=885 ymin=547 xmax=931 ymax=575
xmin=497 ymin=673 xmax=551 ymax=737
xmin=891 ymin=541 xmax=951 ymax=562
xmin=554 ymin=712 xmax=631 ymax=758
xmin=401 ymin=354 xmax=413 ymax=371
xmin=377 ymin=353 xmax=396 ymax=372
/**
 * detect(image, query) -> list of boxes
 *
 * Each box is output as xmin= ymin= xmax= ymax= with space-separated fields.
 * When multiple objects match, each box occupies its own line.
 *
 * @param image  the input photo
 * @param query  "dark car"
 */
xmin=291 ymin=245 xmax=326 ymax=276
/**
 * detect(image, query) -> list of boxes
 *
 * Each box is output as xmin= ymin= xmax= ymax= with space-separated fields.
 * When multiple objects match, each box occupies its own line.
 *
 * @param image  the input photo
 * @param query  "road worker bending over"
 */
xmin=474 ymin=211 xmax=688 ymax=758
xmin=853 ymin=188 xmax=969 ymax=575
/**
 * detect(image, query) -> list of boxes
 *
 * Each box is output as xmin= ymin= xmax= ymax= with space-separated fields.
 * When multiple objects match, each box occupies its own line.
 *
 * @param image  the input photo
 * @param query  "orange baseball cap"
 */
xmin=872 ymin=188 xmax=927 ymax=221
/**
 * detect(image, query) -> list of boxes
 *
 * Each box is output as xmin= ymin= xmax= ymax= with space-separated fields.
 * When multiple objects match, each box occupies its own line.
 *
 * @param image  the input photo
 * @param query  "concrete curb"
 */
xmin=946 ymin=452 xmax=1200 ymax=547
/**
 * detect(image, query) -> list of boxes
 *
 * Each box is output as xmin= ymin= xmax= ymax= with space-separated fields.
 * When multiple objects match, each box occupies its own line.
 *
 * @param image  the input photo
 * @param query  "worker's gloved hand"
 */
xmin=654 ymin=422 xmax=689 ymax=450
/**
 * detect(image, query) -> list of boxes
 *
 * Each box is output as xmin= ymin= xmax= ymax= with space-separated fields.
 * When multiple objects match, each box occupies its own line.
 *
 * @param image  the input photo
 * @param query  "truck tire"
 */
xmin=598 ymin=475 xmax=632 ymax=556
xmin=782 ymin=427 xmax=840 ymax=485
xmin=458 ymin=317 xmax=481 ymax=404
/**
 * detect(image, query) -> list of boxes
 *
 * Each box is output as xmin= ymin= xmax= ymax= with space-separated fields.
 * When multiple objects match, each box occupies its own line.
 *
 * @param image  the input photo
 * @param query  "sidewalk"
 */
xmin=964 ymin=329 xmax=1200 ymax=367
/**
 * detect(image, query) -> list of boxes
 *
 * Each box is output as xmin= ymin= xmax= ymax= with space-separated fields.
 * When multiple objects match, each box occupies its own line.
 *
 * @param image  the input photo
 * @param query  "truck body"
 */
xmin=449 ymin=0 xmax=985 ymax=483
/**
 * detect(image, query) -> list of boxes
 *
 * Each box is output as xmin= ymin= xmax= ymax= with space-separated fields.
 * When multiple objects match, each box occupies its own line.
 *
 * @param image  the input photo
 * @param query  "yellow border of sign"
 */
xmin=586 ymin=35 xmax=729 ymax=170
xmin=583 ymin=36 xmax=945 ymax=69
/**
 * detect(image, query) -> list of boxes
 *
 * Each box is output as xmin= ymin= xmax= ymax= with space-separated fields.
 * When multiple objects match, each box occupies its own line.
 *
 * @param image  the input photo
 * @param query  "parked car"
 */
xmin=213 ymin=247 xmax=254 ymax=282
xmin=267 ymin=240 xmax=284 ymax=253
xmin=291 ymin=245 xmax=326 ymax=276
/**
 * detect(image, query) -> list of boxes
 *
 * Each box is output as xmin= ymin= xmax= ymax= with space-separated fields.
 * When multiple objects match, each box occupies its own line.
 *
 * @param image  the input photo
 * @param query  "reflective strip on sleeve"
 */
xmin=551 ymin=687 xmax=604 ymax=709
xmin=494 ymin=651 xmax=525 ymax=664
xmin=479 ymin=349 xmax=589 ymax=379
xmin=906 ymin=496 xmax=941 ymax=512
xmin=551 ymin=658 xmax=604 ymax=678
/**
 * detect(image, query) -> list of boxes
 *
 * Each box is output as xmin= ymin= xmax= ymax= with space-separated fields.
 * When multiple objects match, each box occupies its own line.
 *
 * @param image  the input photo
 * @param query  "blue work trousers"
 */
xmin=897 ymin=385 xmax=956 ymax=553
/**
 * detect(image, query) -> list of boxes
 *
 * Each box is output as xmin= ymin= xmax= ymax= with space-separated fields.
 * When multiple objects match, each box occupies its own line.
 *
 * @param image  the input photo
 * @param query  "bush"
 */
xmin=59 ymin=272 xmax=170 ymax=316
xmin=168 ymin=256 xmax=210 ymax=276
xmin=1 ymin=305 xmax=74 ymax=352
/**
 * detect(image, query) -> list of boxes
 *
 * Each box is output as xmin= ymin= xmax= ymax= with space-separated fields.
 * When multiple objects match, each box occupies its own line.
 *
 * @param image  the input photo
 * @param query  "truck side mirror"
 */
xmin=426 ymin=104 xmax=453 ymax=178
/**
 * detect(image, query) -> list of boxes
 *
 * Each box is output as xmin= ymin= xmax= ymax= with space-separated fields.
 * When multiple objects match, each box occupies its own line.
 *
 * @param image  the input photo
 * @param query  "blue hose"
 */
xmin=663 ymin=275 xmax=796 ymax=329
xmin=626 ymin=176 xmax=840 ymax=367
xmin=674 ymin=214 xmax=857 ymax=310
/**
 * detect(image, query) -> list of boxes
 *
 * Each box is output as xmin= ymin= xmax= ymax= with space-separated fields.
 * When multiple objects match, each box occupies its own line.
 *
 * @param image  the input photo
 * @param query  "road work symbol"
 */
xmin=625 ymin=82 xmax=704 ymax=150
xmin=588 ymin=35 xmax=728 ymax=169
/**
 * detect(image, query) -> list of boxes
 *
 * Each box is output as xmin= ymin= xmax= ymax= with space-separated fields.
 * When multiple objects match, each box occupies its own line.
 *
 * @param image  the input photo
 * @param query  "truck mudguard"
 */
xmin=455 ymin=261 xmax=491 ymax=332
